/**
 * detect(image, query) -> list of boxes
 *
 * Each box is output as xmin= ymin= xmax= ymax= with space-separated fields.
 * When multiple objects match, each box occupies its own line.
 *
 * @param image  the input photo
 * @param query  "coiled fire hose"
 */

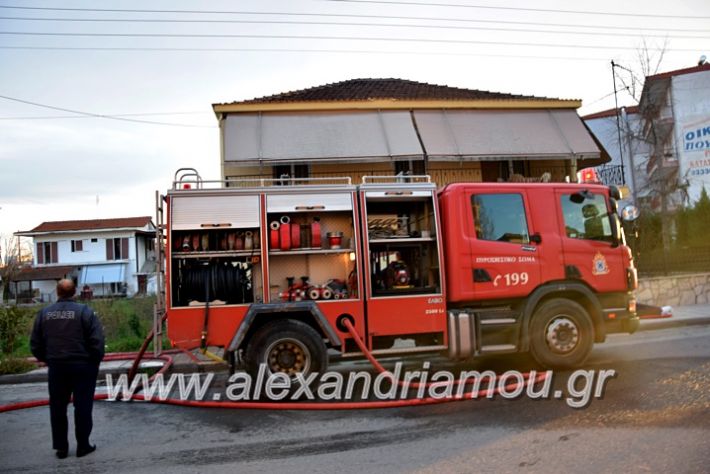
xmin=0 ymin=319 xmax=548 ymax=413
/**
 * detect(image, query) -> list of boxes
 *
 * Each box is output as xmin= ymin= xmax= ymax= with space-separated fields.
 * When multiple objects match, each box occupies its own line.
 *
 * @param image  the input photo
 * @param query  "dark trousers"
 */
xmin=47 ymin=361 xmax=99 ymax=451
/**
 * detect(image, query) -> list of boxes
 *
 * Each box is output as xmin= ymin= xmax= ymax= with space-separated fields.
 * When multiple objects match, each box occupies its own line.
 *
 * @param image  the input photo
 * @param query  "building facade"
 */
xmin=14 ymin=217 xmax=156 ymax=302
xmin=586 ymin=62 xmax=710 ymax=211
xmin=213 ymin=78 xmax=608 ymax=186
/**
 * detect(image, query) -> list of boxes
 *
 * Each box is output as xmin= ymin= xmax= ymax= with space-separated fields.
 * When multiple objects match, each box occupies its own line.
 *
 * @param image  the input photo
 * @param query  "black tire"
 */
xmin=244 ymin=319 xmax=327 ymax=379
xmin=529 ymin=298 xmax=594 ymax=369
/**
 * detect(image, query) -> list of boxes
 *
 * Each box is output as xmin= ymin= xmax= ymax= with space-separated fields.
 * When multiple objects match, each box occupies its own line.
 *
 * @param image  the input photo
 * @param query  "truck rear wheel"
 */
xmin=529 ymin=298 xmax=594 ymax=369
xmin=244 ymin=319 xmax=327 ymax=379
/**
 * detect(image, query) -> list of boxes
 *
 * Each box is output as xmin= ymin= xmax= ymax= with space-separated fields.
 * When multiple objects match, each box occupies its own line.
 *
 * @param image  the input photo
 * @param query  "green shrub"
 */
xmin=0 ymin=306 xmax=34 ymax=355
xmin=0 ymin=356 xmax=36 ymax=375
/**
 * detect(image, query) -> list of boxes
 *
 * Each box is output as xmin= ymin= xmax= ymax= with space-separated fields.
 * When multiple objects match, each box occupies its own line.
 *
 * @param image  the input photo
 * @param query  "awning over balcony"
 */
xmin=222 ymin=109 xmax=605 ymax=166
xmin=223 ymin=110 xmax=423 ymax=164
xmin=80 ymin=264 xmax=125 ymax=285
xmin=412 ymin=109 xmax=601 ymax=162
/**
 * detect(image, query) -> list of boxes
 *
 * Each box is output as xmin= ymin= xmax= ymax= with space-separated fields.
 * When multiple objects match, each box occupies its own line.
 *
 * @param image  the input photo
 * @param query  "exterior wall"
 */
xmin=34 ymin=280 xmax=57 ymax=303
xmin=221 ymin=159 xmax=575 ymax=186
xmin=34 ymin=231 xmax=134 ymax=266
xmin=528 ymin=159 xmax=570 ymax=183
xmin=671 ymin=70 xmax=710 ymax=204
xmin=428 ymin=162 xmax=482 ymax=184
xmin=586 ymin=112 xmax=651 ymax=205
xmin=223 ymin=165 xmax=267 ymax=180
xmin=637 ymin=272 xmax=710 ymax=307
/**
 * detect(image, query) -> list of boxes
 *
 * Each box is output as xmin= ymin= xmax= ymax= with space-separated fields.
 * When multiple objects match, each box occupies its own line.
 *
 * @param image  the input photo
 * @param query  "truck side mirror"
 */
xmin=610 ymin=213 xmax=621 ymax=248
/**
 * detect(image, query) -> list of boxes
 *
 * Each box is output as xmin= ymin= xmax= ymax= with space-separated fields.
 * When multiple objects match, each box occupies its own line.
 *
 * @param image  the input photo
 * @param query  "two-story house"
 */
xmin=213 ymin=78 xmax=608 ymax=186
xmin=13 ymin=216 xmax=156 ymax=302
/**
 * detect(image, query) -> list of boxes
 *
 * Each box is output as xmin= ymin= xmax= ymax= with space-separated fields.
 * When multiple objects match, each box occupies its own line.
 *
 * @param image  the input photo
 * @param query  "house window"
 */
xmin=273 ymin=164 xmax=309 ymax=184
xmin=106 ymin=237 xmax=129 ymax=260
xmin=71 ymin=240 xmax=83 ymax=252
xmin=394 ymin=160 xmax=425 ymax=176
xmin=91 ymin=238 xmax=98 ymax=243
xmin=36 ymin=241 xmax=58 ymax=264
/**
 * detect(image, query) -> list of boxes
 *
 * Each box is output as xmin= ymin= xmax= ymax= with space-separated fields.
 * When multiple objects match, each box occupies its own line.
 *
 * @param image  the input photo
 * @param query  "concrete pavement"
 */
xmin=2 ymin=303 xmax=709 ymax=385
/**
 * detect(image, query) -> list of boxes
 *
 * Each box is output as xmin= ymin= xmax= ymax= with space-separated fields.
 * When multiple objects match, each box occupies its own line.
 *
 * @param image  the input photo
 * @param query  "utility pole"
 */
xmin=611 ymin=60 xmax=628 ymax=185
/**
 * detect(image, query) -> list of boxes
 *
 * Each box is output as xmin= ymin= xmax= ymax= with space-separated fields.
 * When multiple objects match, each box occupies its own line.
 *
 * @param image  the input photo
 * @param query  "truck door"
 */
xmin=466 ymin=188 xmax=542 ymax=301
xmin=555 ymin=189 xmax=626 ymax=292
xmin=360 ymin=184 xmax=447 ymax=347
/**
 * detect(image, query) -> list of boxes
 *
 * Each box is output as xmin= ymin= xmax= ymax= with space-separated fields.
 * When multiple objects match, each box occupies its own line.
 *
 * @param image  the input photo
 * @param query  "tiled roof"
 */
xmin=582 ymin=105 xmax=639 ymax=120
xmin=12 ymin=265 xmax=77 ymax=282
xmin=217 ymin=78 xmax=562 ymax=105
xmin=26 ymin=216 xmax=153 ymax=233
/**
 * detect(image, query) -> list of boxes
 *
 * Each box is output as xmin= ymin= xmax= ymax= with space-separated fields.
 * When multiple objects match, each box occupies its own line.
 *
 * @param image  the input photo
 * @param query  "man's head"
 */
xmin=56 ymin=279 xmax=76 ymax=299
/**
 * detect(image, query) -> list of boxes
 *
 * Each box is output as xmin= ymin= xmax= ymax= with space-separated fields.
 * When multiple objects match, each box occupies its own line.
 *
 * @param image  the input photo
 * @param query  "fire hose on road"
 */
xmin=0 ymin=318 xmax=548 ymax=413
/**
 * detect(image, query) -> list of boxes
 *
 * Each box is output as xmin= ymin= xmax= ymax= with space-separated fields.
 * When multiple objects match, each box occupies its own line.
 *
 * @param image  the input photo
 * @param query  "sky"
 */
xmin=1 ymin=0 xmax=709 ymax=252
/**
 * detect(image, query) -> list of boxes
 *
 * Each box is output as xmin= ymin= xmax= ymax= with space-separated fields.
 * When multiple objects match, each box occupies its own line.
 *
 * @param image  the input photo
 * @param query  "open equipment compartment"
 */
xmin=169 ymin=193 xmax=263 ymax=307
xmin=364 ymin=188 xmax=441 ymax=297
xmin=266 ymin=190 xmax=358 ymax=302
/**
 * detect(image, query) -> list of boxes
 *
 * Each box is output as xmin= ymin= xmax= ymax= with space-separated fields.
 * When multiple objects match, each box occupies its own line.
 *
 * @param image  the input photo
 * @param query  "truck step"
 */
xmin=480 ymin=344 xmax=517 ymax=353
xmin=479 ymin=318 xmax=516 ymax=325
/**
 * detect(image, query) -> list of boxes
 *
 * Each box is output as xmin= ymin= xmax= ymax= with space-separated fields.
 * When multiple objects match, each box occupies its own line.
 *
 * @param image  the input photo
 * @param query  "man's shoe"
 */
xmin=55 ymin=449 xmax=68 ymax=459
xmin=76 ymin=445 xmax=96 ymax=458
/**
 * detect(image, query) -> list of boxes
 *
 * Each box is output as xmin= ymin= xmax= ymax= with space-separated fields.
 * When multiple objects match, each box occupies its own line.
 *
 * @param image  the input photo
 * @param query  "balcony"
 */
xmin=596 ymin=165 xmax=626 ymax=186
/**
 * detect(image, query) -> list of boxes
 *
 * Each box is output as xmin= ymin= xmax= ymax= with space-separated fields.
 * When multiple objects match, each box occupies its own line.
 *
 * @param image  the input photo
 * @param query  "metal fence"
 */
xmin=635 ymin=246 xmax=710 ymax=276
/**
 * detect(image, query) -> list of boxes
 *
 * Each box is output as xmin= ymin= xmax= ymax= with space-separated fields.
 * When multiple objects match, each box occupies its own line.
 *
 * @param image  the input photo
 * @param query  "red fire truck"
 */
xmin=155 ymin=169 xmax=638 ymax=375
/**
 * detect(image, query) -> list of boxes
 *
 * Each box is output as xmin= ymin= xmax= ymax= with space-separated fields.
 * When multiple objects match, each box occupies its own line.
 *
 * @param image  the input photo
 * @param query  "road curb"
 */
xmin=638 ymin=316 xmax=710 ymax=332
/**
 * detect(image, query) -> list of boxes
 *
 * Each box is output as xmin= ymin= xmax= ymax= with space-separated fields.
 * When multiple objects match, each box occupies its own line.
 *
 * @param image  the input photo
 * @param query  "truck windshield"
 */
xmin=561 ymin=193 xmax=613 ymax=243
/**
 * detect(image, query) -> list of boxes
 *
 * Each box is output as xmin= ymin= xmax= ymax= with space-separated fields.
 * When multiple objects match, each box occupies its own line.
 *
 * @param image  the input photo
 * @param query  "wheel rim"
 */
xmin=544 ymin=316 xmax=580 ymax=354
xmin=264 ymin=338 xmax=311 ymax=376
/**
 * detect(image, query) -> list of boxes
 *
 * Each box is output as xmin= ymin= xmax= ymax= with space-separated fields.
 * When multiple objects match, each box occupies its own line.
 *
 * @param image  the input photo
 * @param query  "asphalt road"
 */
xmin=1 ymin=325 xmax=709 ymax=474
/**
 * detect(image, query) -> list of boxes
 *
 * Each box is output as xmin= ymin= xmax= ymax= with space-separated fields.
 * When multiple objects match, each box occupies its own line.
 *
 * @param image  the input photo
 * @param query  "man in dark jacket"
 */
xmin=31 ymin=279 xmax=105 ymax=459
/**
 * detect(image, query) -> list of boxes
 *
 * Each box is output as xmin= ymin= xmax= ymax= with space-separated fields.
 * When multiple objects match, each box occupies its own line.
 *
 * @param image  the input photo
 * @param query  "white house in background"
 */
xmin=583 ymin=106 xmax=652 ymax=208
xmin=584 ymin=61 xmax=710 ymax=211
xmin=14 ymin=216 xmax=156 ymax=301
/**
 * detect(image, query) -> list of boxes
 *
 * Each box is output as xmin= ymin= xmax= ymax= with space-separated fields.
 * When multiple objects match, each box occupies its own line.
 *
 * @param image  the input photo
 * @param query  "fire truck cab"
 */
xmin=156 ymin=169 xmax=638 ymax=376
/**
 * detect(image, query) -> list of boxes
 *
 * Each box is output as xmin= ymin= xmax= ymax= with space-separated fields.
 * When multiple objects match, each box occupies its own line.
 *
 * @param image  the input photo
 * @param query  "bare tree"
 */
xmin=0 ymin=236 xmax=32 ymax=303
xmin=611 ymin=40 xmax=688 ymax=251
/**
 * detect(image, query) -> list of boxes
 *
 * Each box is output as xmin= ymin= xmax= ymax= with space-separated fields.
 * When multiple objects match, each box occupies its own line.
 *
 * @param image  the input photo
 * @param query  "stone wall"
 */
xmin=637 ymin=272 xmax=710 ymax=307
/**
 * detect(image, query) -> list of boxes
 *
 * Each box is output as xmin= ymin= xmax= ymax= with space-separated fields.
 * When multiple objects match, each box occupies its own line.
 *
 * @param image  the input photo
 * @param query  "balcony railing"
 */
xmin=596 ymin=165 xmax=626 ymax=186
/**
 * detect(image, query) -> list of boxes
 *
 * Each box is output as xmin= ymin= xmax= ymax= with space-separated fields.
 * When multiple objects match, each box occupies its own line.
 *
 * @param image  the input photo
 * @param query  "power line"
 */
xmin=0 ymin=7 xmax=705 ymax=33
xmin=0 ymin=111 xmax=210 ymax=120
xmin=325 ymin=0 xmax=710 ymax=20
xmin=0 ymin=16 xmax=707 ymax=40
xmin=0 ymin=45 xmax=612 ymax=61
xmin=0 ymin=31 xmax=698 ymax=51
xmin=0 ymin=94 xmax=215 ymax=128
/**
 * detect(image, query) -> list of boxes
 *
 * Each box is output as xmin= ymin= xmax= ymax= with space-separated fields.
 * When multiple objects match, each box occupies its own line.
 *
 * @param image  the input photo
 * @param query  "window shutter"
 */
xmin=121 ymin=238 xmax=129 ymax=260
xmin=106 ymin=239 xmax=114 ymax=260
xmin=37 ymin=243 xmax=44 ymax=264
xmin=76 ymin=240 xmax=83 ymax=252
xmin=50 ymin=242 xmax=58 ymax=263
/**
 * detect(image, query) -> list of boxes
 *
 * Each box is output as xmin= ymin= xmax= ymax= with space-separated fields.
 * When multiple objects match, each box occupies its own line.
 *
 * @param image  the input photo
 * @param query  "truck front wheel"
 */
xmin=529 ymin=299 xmax=594 ymax=369
xmin=244 ymin=319 xmax=327 ymax=379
